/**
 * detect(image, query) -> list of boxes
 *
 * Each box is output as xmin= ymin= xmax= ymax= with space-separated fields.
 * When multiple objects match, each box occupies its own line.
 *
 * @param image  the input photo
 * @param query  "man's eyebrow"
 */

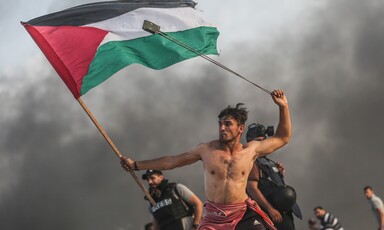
xmin=218 ymin=119 xmax=233 ymax=124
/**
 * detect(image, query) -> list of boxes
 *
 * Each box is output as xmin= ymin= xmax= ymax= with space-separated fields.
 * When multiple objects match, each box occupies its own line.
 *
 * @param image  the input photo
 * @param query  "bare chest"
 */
xmin=202 ymin=150 xmax=255 ymax=180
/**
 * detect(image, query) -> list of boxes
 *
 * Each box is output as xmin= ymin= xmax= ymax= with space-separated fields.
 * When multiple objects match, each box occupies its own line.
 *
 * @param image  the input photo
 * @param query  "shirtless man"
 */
xmin=120 ymin=89 xmax=291 ymax=230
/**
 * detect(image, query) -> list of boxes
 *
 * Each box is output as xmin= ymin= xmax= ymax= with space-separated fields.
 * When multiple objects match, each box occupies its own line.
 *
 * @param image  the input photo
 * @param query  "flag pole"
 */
xmin=142 ymin=20 xmax=272 ymax=95
xmin=77 ymin=97 xmax=156 ymax=205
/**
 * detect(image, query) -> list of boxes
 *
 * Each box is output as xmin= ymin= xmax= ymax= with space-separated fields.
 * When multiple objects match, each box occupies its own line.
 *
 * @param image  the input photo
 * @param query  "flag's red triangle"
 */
xmin=23 ymin=23 xmax=108 ymax=98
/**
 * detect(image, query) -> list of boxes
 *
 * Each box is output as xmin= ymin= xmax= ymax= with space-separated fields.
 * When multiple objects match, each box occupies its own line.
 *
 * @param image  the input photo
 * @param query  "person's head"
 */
xmin=364 ymin=185 xmax=374 ymax=199
xmin=314 ymin=206 xmax=326 ymax=218
xmin=142 ymin=170 xmax=164 ymax=188
xmin=218 ymin=103 xmax=248 ymax=143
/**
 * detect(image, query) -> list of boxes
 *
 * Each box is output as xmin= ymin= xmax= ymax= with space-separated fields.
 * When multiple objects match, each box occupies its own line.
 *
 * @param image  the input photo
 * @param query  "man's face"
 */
xmin=218 ymin=116 xmax=244 ymax=143
xmin=364 ymin=188 xmax=373 ymax=199
xmin=146 ymin=174 xmax=164 ymax=188
xmin=314 ymin=208 xmax=325 ymax=218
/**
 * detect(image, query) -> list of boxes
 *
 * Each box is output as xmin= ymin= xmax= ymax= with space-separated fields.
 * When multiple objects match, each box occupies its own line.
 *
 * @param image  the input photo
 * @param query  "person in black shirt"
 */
xmin=246 ymin=123 xmax=302 ymax=229
xmin=141 ymin=169 xmax=203 ymax=230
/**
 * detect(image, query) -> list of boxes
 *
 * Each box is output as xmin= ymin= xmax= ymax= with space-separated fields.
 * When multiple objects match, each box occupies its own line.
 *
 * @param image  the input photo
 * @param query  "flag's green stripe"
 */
xmin=80 ymin=26 xmax=219 ymax=95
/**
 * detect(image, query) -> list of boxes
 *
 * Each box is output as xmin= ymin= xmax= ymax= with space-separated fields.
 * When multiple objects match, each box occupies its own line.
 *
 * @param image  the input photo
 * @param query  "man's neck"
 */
xmin=221 ymin=139 xmax=242 ymax=154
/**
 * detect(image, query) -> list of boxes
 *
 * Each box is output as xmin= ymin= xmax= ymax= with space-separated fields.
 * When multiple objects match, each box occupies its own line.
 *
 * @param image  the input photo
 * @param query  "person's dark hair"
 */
xmin=218 ymin=103 xmax=248 ymax=125
xmin=364 ymin=185 xmax=373 ymax=191
xmin=313 ymin=206 xmax=324 ymax=211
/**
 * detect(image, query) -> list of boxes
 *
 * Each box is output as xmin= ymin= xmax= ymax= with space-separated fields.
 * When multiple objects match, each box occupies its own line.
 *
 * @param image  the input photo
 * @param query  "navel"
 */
xmin=210 ymin=170 xmax=215 ymax=175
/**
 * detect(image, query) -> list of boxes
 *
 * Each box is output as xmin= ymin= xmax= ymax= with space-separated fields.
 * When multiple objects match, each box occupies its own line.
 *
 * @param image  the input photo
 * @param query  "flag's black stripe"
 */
xmin=26 ymin=0 xmax=196 ymax=26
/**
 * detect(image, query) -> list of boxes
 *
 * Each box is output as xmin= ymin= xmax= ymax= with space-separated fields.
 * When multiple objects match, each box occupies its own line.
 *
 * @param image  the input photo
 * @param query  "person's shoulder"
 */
xmin=243 ymin=140 xmax=262 ymax=150
xmin=174 ymin=183 xmax=196 ymax=198
xmin=175 ymin=183 xmax=189 ymax=190
xmin=371 ymin=195 xmax=384 ymax=204
xmin=371 ymin=194 xmax=380 ymax=202
xmin=196 ymin=140 xmax=220 ymax=150
xmin=192 ymin=141 xmax=212 ymax=148
xmin=207 ymin=140 xmax=219 ymax=145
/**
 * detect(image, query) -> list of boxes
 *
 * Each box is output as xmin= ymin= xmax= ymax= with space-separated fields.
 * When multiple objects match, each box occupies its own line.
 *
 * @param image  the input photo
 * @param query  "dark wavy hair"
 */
xmin=218 ymin=103 xmax=248 ymax=125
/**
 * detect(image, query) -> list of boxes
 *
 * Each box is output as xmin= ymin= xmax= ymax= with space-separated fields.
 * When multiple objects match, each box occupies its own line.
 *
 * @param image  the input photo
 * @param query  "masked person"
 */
xmin=246 ymin=123 xmax=302 ymax=230
xmin=142 ymin=169 xmax=203 ymax=230
xmin=121 ymin=89 xmax=291 ymax=230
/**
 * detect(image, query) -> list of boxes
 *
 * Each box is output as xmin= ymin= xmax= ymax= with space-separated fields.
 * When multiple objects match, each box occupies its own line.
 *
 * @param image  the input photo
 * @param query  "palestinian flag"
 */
xmin=21 ymin=0 xmax=219 ymax=99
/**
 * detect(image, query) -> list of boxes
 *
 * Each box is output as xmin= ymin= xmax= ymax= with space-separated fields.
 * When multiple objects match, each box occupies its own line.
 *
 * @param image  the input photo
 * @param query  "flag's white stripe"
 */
xmin=85 ymin=7 xmax=215 ymax=47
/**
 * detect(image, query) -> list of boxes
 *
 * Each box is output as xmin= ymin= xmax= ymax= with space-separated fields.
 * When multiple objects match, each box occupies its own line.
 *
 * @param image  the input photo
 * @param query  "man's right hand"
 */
xmin=120 ymin=155 xmax=134 ymax=171
xmin=268 ymin=207 xmax=283 ymax=223
xmin=276 ymin=162 xmax=286 ymax=176
xmin=271 ymin=89 xmax=288 ymax=108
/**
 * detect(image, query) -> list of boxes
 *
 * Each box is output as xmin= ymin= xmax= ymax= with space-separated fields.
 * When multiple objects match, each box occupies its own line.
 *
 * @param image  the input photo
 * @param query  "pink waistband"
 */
xmin=198 ymin=200 xmax=247 ymax=230
xmin=198 ymin=198 xmax=276 ymax=230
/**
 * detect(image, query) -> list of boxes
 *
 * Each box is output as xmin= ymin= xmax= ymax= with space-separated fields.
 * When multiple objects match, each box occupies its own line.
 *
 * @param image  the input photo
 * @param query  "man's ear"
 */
xmin=239 ymin=124 xmax=245 ymax=134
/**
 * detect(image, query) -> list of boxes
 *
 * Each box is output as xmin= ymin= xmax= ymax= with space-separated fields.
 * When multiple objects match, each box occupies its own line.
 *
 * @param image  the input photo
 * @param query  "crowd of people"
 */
xmin=118 ymin=90 xmax=383 ymax=229
xmin=306 ymin=187 xmax=384 ymax=230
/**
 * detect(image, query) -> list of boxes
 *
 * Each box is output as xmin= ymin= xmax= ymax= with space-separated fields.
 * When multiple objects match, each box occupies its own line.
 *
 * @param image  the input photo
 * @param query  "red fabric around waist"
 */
xmin=198 ymin=198 xmax=276 ymax=230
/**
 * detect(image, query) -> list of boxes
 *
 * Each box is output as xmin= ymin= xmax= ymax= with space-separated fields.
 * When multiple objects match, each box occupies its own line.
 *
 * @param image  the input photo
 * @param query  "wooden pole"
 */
xmin=77 ymin=97 xmax=156 ymax=205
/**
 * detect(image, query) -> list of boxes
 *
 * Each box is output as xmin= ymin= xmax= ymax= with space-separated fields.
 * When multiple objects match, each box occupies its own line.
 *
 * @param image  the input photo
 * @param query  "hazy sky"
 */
xmin=1 ymin=0 xmax=384 ymax=229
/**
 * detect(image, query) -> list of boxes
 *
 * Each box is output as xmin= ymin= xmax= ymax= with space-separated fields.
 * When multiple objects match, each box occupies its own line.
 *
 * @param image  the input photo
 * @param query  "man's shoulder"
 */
xmin=175 ymin=183 xmax=189 ymax=191
xmin=207 ymin=140 xmax=220 ymax=147
xmin=193 ymin=141 xmax=217 ymax=150
xmin=243 ymin=140 xmax=262 ymax=154
xmin=372 ymin=194 xmax=383 ymax=200
xmin=174 ymin=183 xmax=195 ymax=200
xmin=196 ymin=140 xmax=221 ymax=154
xmin=371 ymin=194 xmax=384 ymax=206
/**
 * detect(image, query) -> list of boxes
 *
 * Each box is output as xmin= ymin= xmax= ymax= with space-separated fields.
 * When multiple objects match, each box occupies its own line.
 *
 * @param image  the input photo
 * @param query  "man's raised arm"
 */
xmin=257 ymin=89 xmax=291 ymax=156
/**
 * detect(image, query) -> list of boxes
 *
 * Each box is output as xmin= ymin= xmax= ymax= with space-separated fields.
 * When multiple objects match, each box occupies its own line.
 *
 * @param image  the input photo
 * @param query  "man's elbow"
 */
xmin=278 ymin=134 xmax=290 ymax=146
xmin=196 ymin=200 xmax=204 ymax=210
xmin=282 ymin=136 xmax=290 ymax=145
xmin=190 ymin=197 xmax=203 ymax=210
xmin=275 ymin=130 xmax=291 ymax=145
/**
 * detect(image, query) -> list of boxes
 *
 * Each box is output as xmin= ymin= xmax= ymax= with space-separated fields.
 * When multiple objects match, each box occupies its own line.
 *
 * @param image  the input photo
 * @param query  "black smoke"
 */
xmin=1 ymin=0 xmax=384 ymax=229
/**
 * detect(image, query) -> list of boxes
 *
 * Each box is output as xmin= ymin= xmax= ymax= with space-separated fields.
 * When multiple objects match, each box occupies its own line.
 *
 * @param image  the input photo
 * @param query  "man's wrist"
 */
xmin=192 ymin=223 xmax=199 ymax=229
xmin=133 ymin=161 xmax=139 ymax=171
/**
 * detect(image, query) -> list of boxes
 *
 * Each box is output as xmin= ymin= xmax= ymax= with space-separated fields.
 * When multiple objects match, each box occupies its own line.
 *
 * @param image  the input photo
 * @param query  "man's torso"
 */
xmin=370 ymin=194 xmax=384 ymax=224
xmin=200 ymin=140 xmax=258 ymax=204
xmin=320 ymin=213 xmax=343 ymax=230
